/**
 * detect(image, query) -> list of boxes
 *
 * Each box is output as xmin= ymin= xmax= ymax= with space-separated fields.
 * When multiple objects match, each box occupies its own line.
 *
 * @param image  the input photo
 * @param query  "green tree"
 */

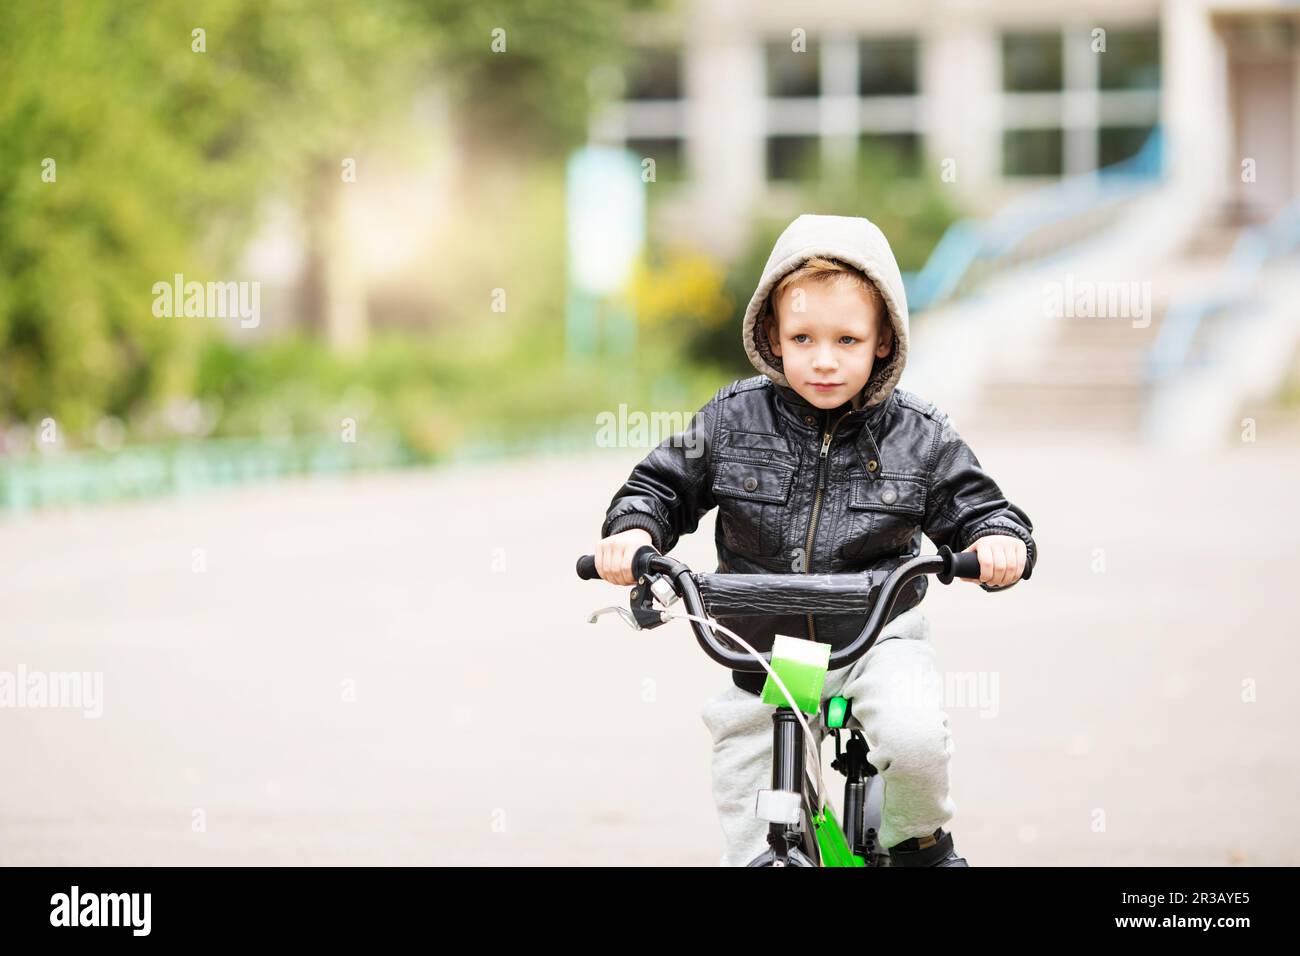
xmin=0 ymin=0 xmax=659 ymax=439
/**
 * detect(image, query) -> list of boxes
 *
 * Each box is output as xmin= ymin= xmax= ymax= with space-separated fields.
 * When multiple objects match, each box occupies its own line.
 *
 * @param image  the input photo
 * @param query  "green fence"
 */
xmin=0 ymin=417 xmax=610 ymax=515
xmin=0 ymin=433 xmax=415 ymax=515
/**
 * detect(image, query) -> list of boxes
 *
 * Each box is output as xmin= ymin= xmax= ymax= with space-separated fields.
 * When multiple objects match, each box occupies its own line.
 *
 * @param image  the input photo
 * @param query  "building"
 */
xmin=590 ymin=0 xmax=1299 ymax=259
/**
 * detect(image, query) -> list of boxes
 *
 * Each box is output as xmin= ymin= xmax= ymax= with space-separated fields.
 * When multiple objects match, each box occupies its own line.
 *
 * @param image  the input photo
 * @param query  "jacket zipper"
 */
xmin=803 ymin=407 xmax=854 ymax=643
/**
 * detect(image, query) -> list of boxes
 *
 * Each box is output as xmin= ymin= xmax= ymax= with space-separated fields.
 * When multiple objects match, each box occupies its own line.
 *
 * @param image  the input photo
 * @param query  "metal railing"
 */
xmin=1144 ymin=196 xmax=1300 ymax=384
xmin=904 ymin=127 xmax=1164 ymax=312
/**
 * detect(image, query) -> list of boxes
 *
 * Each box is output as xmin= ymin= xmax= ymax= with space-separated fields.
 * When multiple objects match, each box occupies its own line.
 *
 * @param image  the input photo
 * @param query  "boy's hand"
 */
xmin=595 ymin=528 xmax=656 ymax=586
xmin=961 ymin=535 xmax=1027 ymax=588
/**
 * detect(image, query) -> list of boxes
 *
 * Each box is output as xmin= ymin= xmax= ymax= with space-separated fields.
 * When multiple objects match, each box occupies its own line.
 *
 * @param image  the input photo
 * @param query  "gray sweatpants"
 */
xmin=698 ymin=607 xmax=955 ymax=866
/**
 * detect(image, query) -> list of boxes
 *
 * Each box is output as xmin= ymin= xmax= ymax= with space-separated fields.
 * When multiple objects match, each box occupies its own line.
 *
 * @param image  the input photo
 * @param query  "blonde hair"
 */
xmin=762 ymin=256 xmax=890 ymax=345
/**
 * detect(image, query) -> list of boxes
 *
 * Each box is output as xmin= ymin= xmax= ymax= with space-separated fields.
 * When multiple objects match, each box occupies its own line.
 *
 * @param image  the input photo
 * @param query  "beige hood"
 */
xmin=741 ymin=213 xmax=910 ymax=409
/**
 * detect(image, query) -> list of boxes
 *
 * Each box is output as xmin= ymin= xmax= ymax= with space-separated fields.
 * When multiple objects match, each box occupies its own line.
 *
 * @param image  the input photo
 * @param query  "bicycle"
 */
xmin=576 ymin=544 xmax=984 ymax=867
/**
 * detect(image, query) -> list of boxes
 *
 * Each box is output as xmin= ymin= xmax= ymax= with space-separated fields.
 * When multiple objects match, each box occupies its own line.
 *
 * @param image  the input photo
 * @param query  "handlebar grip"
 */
xmin=951 ymin=551 xmax=983 ymax=580
xmin=577 ymin=545 xmax=661 ymax=582
xmin=936 ymin=546 xmax=984 ymax=584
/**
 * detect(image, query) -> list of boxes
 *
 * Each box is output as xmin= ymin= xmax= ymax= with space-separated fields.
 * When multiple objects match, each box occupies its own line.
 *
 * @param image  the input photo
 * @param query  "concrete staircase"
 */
xmin=957 ymin=218 xmax=1246 ymax=439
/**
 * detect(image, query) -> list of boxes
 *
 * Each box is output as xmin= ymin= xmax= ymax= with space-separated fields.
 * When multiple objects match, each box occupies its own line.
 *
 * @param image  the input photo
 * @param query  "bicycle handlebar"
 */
xmin=576 ymin=546 xmax=983 ymax=672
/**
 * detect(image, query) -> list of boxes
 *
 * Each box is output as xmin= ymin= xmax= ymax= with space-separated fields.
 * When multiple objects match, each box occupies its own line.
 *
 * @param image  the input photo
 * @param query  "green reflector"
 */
xmin=826 ymin=696 xmax=848 ymax=729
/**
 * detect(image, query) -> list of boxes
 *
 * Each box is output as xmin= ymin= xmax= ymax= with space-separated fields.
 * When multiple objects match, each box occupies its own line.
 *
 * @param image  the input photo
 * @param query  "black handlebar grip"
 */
xmin=936 ymin=546 xmax=984 ymax=585
xmin=577 ymin=546 xmax=661 ymax=582
xmin=951 ymin=551 xmax=983 ymax=581
xmin=576 ymin=554 xmax=600 ymax=580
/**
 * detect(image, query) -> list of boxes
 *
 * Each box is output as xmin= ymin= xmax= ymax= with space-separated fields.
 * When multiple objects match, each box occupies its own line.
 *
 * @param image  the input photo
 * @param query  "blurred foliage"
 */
xmin=1277 ymin=343 xmax=1300 ymax=408
xmin=0 ymin=0 xmax=660 ymax=450
xmin=0 ymin=0 xmax=429 ymax=435
xmin=187 ymin=318 xmax=730 ymax=463
xmin=831 ymin=141 xmax=963 ymax=272
xmin=628 ymin=247 xmax=733 ymax=332
xmin=411 ymin=0 xmax=663 ymax=158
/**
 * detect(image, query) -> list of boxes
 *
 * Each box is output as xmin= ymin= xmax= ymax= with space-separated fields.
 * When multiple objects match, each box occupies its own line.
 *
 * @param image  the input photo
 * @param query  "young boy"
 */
xmin=593 ymin=214 xmax=1037 ymax=866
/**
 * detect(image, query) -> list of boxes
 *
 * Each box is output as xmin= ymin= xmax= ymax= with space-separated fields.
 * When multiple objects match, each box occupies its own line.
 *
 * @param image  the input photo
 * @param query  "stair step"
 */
xmin=1052 ymin=319 xmax=1164 ymax=342
xmin=1030 ymin=348 xmax=1149 ymax=372
xmin=982 ymin=369 xmax=1149 ymax=392
xmin=961 ymin=404 xmax=1143 ymax=433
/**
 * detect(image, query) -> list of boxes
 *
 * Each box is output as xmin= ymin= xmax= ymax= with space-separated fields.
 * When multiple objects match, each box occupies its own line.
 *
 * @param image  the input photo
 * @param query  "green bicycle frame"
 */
xmin=763 ymin=634 xmax=873 ymax=867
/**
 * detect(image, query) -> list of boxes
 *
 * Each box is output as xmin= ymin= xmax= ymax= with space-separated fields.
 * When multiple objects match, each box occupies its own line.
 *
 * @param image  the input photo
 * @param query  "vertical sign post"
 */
xmin=565 ymin=145 xmax=645 ymax=364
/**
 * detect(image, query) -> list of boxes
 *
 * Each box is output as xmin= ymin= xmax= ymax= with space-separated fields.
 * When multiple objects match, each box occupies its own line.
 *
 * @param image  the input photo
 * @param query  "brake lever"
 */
xmin=628 ymin=575 xmax=673 ymax=629
xmin=587 ymin=606 xmax=642 ymax=628
xmin=587 ymin=572 xmax=679 ymax=630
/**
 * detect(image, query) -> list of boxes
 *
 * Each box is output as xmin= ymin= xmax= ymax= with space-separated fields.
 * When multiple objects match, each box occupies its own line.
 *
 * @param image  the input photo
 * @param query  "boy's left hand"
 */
xmin=960 ymin=535 xmax=1027 ymax=588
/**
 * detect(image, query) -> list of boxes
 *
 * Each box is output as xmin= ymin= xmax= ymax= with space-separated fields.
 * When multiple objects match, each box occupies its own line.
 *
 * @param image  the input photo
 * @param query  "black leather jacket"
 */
xmin=600 ymin=374 xmax=1038 ymax=694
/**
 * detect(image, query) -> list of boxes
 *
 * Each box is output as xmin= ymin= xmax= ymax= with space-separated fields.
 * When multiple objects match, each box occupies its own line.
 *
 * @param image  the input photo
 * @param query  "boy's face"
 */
xmin=766 ymin=279 xmax=893 ymax=411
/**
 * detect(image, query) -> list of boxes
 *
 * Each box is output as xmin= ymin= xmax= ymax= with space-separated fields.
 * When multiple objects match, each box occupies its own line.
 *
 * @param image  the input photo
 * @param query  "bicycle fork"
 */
xmin=751 ymin=705 xmax=886 ymax=867
xmin=751 ymin=707 xmax=818 ymax=867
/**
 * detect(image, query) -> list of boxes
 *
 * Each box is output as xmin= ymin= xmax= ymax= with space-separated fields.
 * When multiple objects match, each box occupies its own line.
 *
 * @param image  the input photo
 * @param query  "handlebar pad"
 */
xmin=694 ymin=572 xmax=875 ymax=616
xmin=576 ymin=554 xmax=600 ymax=580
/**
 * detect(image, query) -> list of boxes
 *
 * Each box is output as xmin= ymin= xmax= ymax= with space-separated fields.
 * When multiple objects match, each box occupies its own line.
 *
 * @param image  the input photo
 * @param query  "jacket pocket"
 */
xmin=712 ymin=455 xmax=797 ymax=558
xmin=716 ymin=430 xmax=793 ymax=462
xmin=839 ymin=476 xmax=926 ymax=562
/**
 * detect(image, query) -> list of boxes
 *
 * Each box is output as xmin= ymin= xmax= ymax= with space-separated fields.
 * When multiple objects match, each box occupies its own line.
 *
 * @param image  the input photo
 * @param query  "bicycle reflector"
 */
xmin=760 ymin=634 xmax=830 ymax=714
xmin=825 ymin=696 xmax=849 ymax=729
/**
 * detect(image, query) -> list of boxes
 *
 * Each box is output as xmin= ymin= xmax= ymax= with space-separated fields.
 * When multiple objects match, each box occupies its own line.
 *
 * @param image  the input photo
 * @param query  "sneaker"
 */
xmin=888 ymin=827 xmax=969 ymax=867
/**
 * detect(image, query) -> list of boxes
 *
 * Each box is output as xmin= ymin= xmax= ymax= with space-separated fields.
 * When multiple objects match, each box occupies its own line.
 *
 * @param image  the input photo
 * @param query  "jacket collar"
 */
xmin=773 ymin=381 xmax=893 ymax=478
xmin=773 ymin=381 xmax=895 ymax=433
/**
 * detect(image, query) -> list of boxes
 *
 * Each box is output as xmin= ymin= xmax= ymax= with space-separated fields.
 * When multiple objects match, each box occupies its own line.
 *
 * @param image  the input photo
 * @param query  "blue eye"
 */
xmin=839 ymin=336 xmax=857 ymax=345
xmin=793 ymin=334 xmax=810 ymax=343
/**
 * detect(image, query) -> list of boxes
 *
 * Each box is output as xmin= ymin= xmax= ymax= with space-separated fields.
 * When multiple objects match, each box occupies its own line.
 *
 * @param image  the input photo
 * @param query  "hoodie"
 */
xmin=742 ymin=213 xmax=911 ymax=412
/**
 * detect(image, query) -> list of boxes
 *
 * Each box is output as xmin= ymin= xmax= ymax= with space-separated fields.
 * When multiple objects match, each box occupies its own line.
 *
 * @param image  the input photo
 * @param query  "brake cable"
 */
xmin=656 ymin=609 xmax=829 ymax=819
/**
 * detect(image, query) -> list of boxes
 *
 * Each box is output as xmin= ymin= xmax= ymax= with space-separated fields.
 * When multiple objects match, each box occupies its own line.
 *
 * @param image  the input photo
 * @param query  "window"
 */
xmin=625 ymin=46 xmax=682 ymax=100
xmin=1098 ymin=124 xmax=1155 ymax=167
xmin=766 ymin=135 xmax=821 ymax=181
xmin=1002 ymin=32 xmax=1063 ymax=92
xmin=759 ymin=34 xmax=923 ymax=185
xmin=625 ymin=137 xmax=684 ymax=183
xmin=1003 ymin=128 xmax=1063 ymax=176
xmin=860 ymin=37 xmax=917 ymax=95
xmin=1098 ymin=28 xmax=1160 ymax=91
xmin=1000 ymin=25 xmax=1158 ymax=178
xmin=766 ymin=38 xmax=820 ymax=97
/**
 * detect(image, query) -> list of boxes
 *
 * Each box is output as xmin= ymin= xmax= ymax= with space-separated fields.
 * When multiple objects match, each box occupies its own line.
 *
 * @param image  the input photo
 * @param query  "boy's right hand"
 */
xmin=595 ymin=528 xmax=656 ymax=586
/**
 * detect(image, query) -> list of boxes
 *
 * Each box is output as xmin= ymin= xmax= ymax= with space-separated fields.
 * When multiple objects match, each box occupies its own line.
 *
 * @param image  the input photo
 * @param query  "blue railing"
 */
xmin=904 ymin=127 xmax=1165 ymax=312
xmin=1144 ymin=196 xmax=1300 ymax=384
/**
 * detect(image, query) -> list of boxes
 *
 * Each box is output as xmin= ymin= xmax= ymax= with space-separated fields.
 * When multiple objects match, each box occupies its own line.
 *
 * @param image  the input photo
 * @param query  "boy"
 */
xmin=594 ymin=214 xmax=1037 ymax=866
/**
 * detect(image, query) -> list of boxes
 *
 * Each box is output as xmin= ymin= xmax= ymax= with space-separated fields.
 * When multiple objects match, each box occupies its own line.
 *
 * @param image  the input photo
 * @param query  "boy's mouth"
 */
xmin=810 ymin=382 xmax=842 ymax=391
